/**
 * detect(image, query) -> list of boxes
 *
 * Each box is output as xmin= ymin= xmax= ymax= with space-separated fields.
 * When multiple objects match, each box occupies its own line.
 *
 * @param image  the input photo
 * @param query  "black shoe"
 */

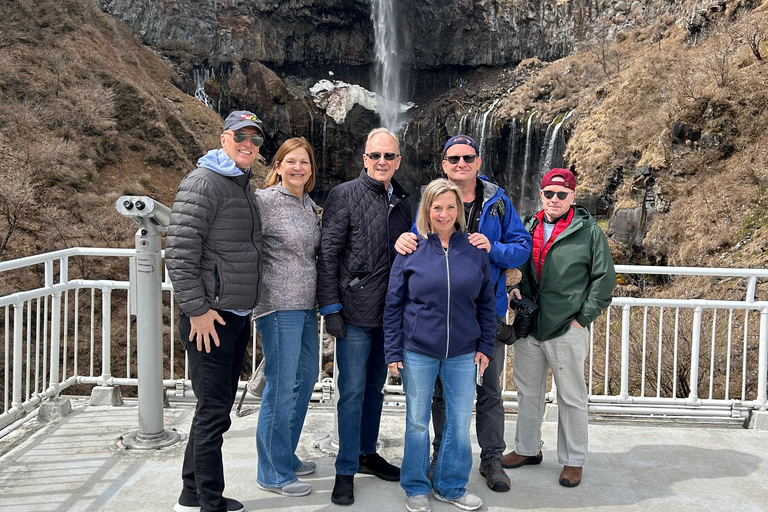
xmin=331 ymin=474 xmax=355 ymax=505
xmin=358 ymin=453 xmax=401 ymax=481
xmin=428 ymin=451 xmax=438 ymax=481
xmin=479 ymin=457 xmax=511 ymax=492
xmin=174 ymin=493 xmax=244 ymax=512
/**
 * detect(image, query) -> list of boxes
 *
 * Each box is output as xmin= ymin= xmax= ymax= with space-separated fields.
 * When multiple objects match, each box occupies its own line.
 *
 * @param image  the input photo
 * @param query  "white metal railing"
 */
xmin=1 ymin=248 xmax=767 ymax=432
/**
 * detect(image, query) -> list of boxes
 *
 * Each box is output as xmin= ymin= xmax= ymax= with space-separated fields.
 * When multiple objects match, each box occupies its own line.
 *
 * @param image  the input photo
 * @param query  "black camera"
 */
xmin=496 ymin=319 xmax=516 ymax=345
xmin=510 ymin=295 xmax=539 ymax=339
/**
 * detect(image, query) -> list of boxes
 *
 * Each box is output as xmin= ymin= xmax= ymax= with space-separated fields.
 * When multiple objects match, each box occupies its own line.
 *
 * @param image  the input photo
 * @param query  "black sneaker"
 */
xmin=358 ymin=453 xmax=401 ymax=481
xmin=428 ymin=451 xmax=438 ymax=481
xmin=331 ymin=474 xmax=355 ymax=505
xmin=174 ymin=493 xmax=244 ymax=512
xmin=479 ymin=457 xmax=511 ymax=492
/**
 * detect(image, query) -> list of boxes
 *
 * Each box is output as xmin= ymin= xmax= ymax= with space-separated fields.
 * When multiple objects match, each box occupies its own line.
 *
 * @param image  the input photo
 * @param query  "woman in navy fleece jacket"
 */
xmin=383 ymin=178 xmax=496 ymax=511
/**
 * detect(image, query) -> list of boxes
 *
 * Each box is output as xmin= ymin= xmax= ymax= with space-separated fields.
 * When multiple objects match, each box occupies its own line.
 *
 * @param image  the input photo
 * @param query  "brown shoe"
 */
xmin=500 ymin=451 xmax=543 ymax=469
xmin=559 ymin=466 xmax=582 ymax=487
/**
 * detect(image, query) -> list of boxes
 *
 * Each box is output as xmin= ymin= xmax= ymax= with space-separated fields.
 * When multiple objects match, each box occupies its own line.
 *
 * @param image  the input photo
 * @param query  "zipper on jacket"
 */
xmin=444 ymin=246 xmax=451 ymax=359
xmin=214 ymin=265 xmax=221 ymax=307
xmin=386 ymin=196 xmax=395 ymax=266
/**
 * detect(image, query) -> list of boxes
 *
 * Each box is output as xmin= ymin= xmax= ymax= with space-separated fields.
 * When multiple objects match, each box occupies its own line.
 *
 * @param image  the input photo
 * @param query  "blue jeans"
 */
xmin=400 ymin=350 xmax=476 ymax=499
xmin=180 ymin=311 xmax=251 ymax=512
xmin=335 ymin=324 xmax=387 ymax=474
xmin=255 ymin=309 xmax=319 ymax=488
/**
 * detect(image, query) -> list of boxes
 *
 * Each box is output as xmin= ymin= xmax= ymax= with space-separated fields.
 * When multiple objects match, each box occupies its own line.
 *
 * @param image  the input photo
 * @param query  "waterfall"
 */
xmin=543 ymin=110 xmax=573 ymax=172
xmin=371 ymin=0 xmax=400 ymax=131
xmin=478 ymin=98 xmax=500 ymax=157
xmin=520 ymin=111 xmax=537 ymax=214
xmin=308 ymin=109 xmax=315 ymax=146
xmin=193 ymin=68 xmax=215 ymax=110
xmin=322 ymin=115 xmax=328 ymax=173
xmin=459 ymin=112 xmax=469 ymax=134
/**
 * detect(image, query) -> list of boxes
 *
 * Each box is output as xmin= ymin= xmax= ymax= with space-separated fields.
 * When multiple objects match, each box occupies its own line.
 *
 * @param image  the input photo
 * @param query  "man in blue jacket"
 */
xmin=395 ymin=134 xmax=532 ymax=493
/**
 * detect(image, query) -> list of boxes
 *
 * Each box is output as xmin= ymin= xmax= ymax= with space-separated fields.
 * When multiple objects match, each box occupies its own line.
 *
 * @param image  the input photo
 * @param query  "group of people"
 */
xmin=164 ymin=109 xmax=617 ymax=512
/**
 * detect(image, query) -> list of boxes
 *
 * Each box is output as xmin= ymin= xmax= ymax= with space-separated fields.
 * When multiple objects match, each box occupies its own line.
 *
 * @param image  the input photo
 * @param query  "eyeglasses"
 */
xmin=229 ymin=131 xmax=264 ymax=146
xmin=365 ymin=152 xmax=399 ymax=161
xmin=542 ymin=190 xmax=572 ymax=200
xmin=445 ymin=154 xmax=477 ymax=165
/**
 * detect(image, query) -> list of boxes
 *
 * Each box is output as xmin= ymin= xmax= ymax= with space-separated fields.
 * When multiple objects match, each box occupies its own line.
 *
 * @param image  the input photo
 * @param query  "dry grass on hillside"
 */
xmin=0 ymin=0 xmax=226 ymax=264
xmin=497 ymin=7 xmax=768 ymax=269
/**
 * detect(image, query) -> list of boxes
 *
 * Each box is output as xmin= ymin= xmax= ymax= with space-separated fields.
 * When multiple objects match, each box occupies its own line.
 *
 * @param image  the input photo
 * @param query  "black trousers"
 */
xmin=432 ymin=338 xmax=507 ymax=461
xmin=179 ymin=311 xmax=250 ymax=512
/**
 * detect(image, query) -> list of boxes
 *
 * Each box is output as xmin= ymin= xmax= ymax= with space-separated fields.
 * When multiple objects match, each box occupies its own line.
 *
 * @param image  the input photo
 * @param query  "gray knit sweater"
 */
xmin=252 ymin=184 xmax=320 ymax=317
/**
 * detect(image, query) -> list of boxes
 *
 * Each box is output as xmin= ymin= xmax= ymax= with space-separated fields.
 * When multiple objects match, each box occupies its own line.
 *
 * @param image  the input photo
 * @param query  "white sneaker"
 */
xmin=295 ymin=460 xmax=317 ymax=476
xmin=405 ymin=495 xmax=431 ymax=512
xmin=432 ymin=490 xmax=482 ymax=511
xmin=257 ymin=481 xmax=311 ymax=497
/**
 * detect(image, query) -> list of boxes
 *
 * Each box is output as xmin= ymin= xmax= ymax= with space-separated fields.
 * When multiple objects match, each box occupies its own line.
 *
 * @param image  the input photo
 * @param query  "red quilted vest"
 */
xmin=531 ymin=207 xmax=574 ymax=281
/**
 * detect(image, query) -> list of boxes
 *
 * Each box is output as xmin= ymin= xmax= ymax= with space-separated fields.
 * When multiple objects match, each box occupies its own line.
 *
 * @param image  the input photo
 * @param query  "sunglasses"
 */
xmin=542 ymin=190 xmax=572 ymax=200
xmin=230 ymin=131 xmax=264 ymax=146
xmin=445 ymin=154 xmax=477 ymax=165
xmin=365 ymin=152 xmax=399 ymax=161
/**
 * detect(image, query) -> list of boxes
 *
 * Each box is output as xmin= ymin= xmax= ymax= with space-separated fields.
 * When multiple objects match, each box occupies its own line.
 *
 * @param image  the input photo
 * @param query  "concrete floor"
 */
xmin=1 ymin=399 xmax=767 ymax=512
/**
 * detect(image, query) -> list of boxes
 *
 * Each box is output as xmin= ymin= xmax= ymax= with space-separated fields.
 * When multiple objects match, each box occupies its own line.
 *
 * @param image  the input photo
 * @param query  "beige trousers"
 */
xmin=512 ymin=325 xmax=589 ymax=467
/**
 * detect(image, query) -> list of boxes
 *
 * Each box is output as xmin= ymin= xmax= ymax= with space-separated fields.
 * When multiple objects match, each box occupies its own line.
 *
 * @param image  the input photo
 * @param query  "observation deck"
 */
xmin=2 ymin=245 xmax=768 ymax=511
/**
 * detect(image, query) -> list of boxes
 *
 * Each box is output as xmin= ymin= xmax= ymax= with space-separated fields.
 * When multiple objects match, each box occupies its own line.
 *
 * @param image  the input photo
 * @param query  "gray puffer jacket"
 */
xmin=166 ymin=167 xmax=262 ymax=317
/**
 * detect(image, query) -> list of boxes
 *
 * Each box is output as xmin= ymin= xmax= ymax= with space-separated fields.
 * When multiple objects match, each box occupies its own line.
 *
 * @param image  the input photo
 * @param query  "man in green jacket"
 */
xmin=501 ymin=168 xmax=616 ymax=488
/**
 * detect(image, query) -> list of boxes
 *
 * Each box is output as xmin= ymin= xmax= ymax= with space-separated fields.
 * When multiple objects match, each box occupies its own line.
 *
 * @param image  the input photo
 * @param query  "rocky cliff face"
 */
xmin=98 ymin=0 xmax=373 ymax=67
xmin=99 ymin=0 xmax=596 ymax=71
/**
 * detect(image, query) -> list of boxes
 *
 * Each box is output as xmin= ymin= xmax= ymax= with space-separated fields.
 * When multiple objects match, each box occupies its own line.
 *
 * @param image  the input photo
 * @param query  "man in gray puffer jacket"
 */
xmin=166 ymin=110 xmax=263 ymax=512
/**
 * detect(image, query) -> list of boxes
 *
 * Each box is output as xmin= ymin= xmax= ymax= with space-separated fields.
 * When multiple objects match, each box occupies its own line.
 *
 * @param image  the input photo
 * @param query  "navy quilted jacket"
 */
xmin=317 ymin=170 xmax=412 ymax=327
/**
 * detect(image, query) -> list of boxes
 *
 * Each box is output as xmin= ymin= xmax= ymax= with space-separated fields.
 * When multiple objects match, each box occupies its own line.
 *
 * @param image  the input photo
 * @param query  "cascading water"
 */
xmin=193 ymin=68 xmax=215 ymax=111
xmin=519 ymin=111 xmax=538 ymax=214
xmin=543 ymin=110 xmax=573 ymax=172
xmin=478 ymin=99 xmax=500 ymax=157
xmin=371 ymin=0 xmax=401 ymax=131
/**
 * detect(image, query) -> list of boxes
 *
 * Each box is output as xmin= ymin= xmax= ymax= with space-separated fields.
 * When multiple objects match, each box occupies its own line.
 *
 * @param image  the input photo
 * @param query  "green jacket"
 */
xmin=518 ymin=205 xmax=616 ymax=341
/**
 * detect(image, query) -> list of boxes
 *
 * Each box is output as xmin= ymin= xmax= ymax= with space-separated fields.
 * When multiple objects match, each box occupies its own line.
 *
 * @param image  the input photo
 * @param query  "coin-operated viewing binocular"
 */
xmin=115 ymin=196 xmax=171 ymax=231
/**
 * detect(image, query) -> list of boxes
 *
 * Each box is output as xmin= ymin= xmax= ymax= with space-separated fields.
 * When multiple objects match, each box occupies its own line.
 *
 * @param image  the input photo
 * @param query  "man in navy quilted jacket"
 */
xmin=316 ymin=127 xmax=412 ymax=505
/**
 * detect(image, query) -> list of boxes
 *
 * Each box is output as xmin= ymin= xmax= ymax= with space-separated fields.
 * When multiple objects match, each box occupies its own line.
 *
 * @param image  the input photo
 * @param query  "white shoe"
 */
xmin=257 ymin=481 xmax=311 ymax=497
xmin=295 ymin=460 xmax=317 ymax=476
xmin=432 ymin=490 xmax=482 ymax=511
xmin=405 ymin=494 xmax=431 ymax=512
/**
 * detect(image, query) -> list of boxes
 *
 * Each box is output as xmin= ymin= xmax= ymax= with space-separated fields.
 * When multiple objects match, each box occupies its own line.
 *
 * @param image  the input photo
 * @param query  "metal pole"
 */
xmin=12 ymin=303 xmax=23 ymax=409
xmin=100 ymin=289 xmax=111 ymax=385
xmin=688 ymin=306 xmax=702 ymax=404
xmin=50 ymin=292 xmax=61 ymax=394
xmin=620 ymin=305 xmax=630 ymax=401
xmin=757 ymin=308 xmax=768 ymax=411
xmin=123 ymin=220 xmax=179 ymax=449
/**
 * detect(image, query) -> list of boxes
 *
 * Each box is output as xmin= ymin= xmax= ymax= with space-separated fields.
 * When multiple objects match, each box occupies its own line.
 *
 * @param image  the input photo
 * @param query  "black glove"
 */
xmin=325 ymin=313 xmax=347 ymax=339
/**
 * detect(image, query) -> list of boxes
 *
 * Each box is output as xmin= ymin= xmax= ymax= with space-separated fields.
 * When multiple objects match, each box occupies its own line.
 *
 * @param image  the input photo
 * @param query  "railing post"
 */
xmin=49 ymin=292 xmax=61 ymax=394
xmin=101 ymin=288 xmax=112 ymax=384
xmin=117 ymin=196 xmax=179 ymax=449
xmin=12 ymin=303 xmax=23 ymax=410
xmin=757 ymin=307 xmax=768 ymax=411
xmin=688 ymin=306 xmax=702 ymax=404
xmin=620 ymin=305 xmax=630 ymax=401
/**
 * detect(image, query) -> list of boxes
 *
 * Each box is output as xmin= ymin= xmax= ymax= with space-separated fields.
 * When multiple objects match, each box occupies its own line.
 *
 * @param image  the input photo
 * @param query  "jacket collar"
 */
xmin=357 ymin=169 xmax=410 ymax=201
xmin=425 ymin=229 xmax=463 ymax=249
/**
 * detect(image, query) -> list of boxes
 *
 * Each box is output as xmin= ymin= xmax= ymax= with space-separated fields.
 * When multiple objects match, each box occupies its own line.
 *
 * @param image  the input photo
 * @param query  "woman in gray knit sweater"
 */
xmin=253 ymin=138 xmax=321 ymax=497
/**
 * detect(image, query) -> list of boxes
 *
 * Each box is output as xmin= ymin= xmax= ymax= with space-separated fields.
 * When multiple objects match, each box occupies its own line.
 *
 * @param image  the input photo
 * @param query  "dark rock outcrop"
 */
xmin=99 ymin=0 xmax=598 ymax=71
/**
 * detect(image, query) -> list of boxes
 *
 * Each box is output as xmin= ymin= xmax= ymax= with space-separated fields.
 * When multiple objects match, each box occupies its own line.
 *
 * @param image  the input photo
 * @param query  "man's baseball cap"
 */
xmin=443 ymin=135 xmax=480 ymax=157
xmin=541 ymin=168 xmax=576 ymax=191
xmin=223 ymin=110 xmax=264 ymax=135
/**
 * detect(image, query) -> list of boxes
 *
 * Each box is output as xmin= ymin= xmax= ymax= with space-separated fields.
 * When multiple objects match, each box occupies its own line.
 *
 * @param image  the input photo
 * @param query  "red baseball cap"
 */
xmin=541 ymin=168 xmax=576 ymax=191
